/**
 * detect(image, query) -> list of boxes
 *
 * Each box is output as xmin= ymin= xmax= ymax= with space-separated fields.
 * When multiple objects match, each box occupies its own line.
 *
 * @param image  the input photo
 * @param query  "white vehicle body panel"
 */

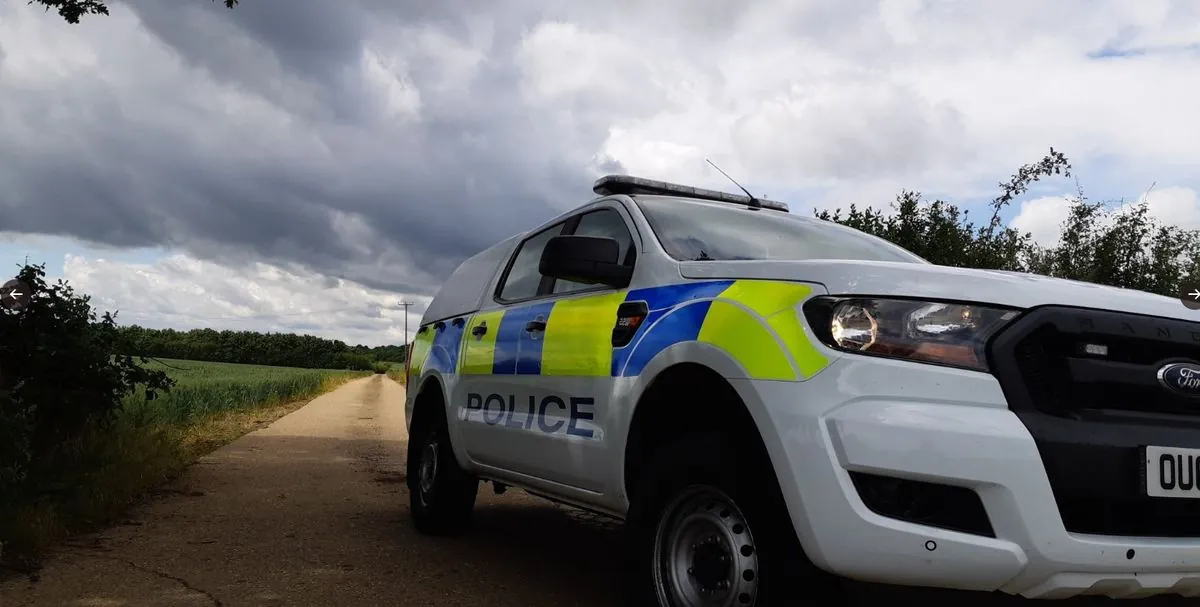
xmin=404 ymin=235 xmax=518 ymax=436
xmin=749 ymin=357 xmax=1200 ymax=599
xmin=681 ymin=258 xmax=1186 ymax=318
xmin=422 ymin=235 xmax=519 ymax=324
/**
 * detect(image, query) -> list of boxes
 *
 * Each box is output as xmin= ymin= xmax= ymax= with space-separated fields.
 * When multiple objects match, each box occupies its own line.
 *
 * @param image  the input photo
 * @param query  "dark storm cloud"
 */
xmin=0 ymin=0 xmax=612 ymax=295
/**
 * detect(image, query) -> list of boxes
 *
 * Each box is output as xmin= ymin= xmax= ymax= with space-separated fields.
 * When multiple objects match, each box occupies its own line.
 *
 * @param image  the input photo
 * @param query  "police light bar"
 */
xmin=593 ymin=174 xmax=790 ymax=213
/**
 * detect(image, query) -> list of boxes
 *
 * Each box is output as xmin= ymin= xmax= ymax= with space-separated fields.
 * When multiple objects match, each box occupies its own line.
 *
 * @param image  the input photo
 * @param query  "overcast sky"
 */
xmin=3 ymin=0 xmax=1200 ymax=346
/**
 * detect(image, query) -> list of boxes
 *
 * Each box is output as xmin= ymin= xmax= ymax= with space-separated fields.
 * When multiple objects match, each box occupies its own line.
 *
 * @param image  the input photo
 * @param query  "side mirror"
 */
xmin=539 ymin=235 xmax=632 ymax=289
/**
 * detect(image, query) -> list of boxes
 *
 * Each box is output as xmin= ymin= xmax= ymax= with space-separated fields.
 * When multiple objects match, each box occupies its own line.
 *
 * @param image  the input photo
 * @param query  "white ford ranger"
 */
xmin=404 ymin=174 xmax=1200 ymax=605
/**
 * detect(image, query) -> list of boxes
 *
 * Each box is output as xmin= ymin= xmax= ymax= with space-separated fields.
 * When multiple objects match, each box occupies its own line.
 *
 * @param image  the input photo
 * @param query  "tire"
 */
xmin=406 ymin=401 xmax=479 ymax=536
xmin=623 ymin=432 xmax=846 ymax=606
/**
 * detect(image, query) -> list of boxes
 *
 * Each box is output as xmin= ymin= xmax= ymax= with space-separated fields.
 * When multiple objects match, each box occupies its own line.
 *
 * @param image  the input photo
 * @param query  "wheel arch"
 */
xmin=621 ymin=349 xmax=780 ymax=506
xmin=409 ymin=374 xmax=446 ymax=429
xmin=409 ymin=372 xmax=473 ymax=468
xmin=618 ymin=348 xmax=840 ymax=589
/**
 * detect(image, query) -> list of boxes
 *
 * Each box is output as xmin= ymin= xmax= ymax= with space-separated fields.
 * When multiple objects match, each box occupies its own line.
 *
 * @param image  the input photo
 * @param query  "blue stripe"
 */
xmin=620 ymin=300 xmax=713 ymax=377
xmin=429 ymin=316 xmax=467 ymax=374
xmin=630 ymin=280 xmax=733 ymax=312
xmin=488 ymin=281 xmax=734 ymax=377
xmin=516 ymin=301 xmax=556 ymax=375
xmin=492 ymin=307 xmax=528 ymax=375
xmin=611 ymin=281 xmax=732 ymax=376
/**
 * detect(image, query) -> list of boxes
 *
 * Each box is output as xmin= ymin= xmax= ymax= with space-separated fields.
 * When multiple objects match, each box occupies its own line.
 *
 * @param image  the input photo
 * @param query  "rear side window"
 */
xmin=497 ymin=222 xmax=566 ymax=301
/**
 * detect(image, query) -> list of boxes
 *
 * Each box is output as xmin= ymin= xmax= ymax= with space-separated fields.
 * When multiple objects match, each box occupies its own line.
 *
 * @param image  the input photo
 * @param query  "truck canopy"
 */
xmin=420 ymin=235 xmax=519 ymax=324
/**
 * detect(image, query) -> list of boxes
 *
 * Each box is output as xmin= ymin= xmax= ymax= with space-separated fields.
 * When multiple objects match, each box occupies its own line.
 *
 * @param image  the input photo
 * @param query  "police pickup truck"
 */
xmin=404 ymin=174 xmax=1200 ymax=605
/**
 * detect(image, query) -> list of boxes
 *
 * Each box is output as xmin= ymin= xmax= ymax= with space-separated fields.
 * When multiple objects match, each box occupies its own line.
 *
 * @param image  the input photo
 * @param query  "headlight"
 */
xmin=803 ymin=297 xmax=1019 ymax=371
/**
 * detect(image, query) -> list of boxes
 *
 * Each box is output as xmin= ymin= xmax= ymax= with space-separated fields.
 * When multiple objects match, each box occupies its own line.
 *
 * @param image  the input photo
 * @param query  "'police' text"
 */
xmin=465 ymin=392 xmax=596 ymax=439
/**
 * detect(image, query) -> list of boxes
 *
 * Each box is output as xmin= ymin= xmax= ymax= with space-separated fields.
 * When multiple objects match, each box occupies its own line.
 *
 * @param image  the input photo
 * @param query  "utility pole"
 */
xmin=398 ymin=301 xmax=414 ymax=361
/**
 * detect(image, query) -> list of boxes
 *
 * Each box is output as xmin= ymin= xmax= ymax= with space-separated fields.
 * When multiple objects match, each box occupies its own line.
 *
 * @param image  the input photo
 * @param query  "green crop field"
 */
xmin=122 ymin=358 xmax=372 ymax=425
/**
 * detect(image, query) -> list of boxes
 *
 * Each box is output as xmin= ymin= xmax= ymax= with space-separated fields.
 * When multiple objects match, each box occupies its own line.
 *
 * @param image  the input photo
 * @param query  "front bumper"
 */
xmin=744 ymin=356 xmax=1200 ymax=600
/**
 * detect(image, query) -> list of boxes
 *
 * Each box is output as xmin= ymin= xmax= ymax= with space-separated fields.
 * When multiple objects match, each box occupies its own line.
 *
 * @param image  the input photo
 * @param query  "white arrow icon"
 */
xmin=1190 ymin=289 xmax=1200 ymax=301
xmin=7 ymin=290 xmax=22 ymax=299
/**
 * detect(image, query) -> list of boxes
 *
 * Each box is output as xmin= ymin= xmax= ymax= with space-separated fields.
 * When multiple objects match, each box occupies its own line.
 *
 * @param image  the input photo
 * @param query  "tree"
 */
xmin=816 ymin=148 xmax=1071 ymax=271
xmin=1025 ymin=187 xmax=1200 ymax=296
xmin=111 ymin=324 xmax=407 ymax=371
xmin=0 ymin=264 xmax=174 ymax=514
xmin=815 ymin=148 xmax=1200 ymax=298
xmin=30 ymin=0 xmax=238 ymax=25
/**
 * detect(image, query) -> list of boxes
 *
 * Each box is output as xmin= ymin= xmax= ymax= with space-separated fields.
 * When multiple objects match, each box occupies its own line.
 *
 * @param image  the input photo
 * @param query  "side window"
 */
xmin=498 ymin=223 xmax=566 ymax=301
xmin=552 ymin=209 xmax=635 ymax=295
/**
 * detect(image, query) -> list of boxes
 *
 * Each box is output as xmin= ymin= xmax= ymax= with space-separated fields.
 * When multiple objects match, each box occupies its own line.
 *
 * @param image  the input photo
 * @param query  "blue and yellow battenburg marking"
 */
xmin=414 ymin=280 xmax=829 ymax=382
xmin=406 ymin=316 xmax=466 ymax=383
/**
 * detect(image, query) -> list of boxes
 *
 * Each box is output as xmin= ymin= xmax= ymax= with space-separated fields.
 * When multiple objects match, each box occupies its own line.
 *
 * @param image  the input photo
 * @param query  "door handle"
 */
xmin=525 ymin=319 xmax=547 ymax=333
xmin=471 ymin=322 xmax=488 ymax=337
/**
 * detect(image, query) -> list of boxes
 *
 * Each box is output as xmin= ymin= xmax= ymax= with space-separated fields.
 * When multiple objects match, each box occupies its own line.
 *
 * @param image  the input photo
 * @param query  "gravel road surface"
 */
xmin=1 ymin=375 xmax=1191 ymax=606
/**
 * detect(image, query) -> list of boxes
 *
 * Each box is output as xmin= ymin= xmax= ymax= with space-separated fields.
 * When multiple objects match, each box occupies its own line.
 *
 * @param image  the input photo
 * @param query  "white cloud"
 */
xmin=517 ymin=22 xmax=647 ymax=107
xmin=508 ymin=0 xmax=1200 ymax=206
xmin=1140 ymin=186 xmax=1200 ymax=230
xmin=8 ymin=0 xmax=1200 ymax=345
xmin=62 ymin=253 xmax=426 ymax=348
xmin=1011 ymin=196 xmax=1076 ymax=247
xmin=1011 ymin=185 xmax=1200 ymax=247
xmin=730 ymin=79 xmax=969 ymax=183
xmin=360 ymin=47 xmax=422 ymax=121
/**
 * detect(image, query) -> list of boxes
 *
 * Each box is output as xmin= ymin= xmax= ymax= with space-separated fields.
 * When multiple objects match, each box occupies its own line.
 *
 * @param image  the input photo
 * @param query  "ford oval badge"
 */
xmin=1157 ymin=362 xmax=1200 ymax=398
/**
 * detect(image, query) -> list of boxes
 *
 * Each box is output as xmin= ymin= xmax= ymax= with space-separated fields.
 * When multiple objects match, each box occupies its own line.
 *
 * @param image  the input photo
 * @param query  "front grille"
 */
xmin=991 ymin=306 xmax=1200 ymax=420
xmin=1057 ymin=494 xmax=1200 ymax=537
xmin=991 ymin=306 xmax=1200 ymax=538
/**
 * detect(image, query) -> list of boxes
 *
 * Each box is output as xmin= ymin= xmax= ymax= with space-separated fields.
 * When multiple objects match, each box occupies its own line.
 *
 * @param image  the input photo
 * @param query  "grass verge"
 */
xmin=0 ymin=359 xmax=369 ymax=572
xmin=385 ymin=361 xmax=407 ymax=386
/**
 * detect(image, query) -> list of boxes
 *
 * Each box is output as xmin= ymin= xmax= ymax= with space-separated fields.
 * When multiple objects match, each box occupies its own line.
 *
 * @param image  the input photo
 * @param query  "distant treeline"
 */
xmin=117 ymin=325 xmax=407 ymax=371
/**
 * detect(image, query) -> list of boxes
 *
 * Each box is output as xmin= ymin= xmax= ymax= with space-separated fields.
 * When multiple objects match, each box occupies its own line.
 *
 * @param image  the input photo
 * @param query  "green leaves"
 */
xmin=0 ymin=263 xmax=176 ymax=511
xmin=817 ymin=149 xmax=1200 ymax=299
xmin=115 ymin=324 xmax=406 ymax=371
xmin=1028 ymin=194 xmax=1200 ymax=297
xmin=30 ymin=0 xmax=238 ymax=25
xmin=29 ymin=0 xmax=107 ymax=25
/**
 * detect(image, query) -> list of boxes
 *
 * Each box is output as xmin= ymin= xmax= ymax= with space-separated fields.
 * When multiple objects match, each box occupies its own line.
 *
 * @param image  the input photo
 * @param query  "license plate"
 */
xmin=1145 ymin=445 xmax=1200 ymax=498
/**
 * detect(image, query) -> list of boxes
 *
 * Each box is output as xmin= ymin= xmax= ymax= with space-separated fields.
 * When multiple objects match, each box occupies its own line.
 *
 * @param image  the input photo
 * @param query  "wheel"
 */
xmin=406 ymin=401 xmax=479 ymax=535
xmin=624 ymin=433 xmax=846 ymax=606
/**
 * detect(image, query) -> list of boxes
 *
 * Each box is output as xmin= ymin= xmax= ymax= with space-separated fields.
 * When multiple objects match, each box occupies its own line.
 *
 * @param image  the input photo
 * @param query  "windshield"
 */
xmin=634 ymin=196 xmax=927 ymax=263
